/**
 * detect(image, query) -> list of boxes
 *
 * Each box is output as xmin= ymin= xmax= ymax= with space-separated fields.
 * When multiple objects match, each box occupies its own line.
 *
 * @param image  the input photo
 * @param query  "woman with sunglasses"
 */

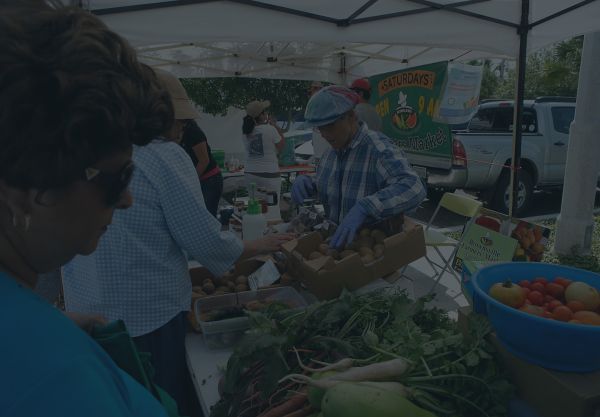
xmin=0 ymin=2 xmax=173 ymax=416
xmin=62 ymin=69 xmax=294 ymax=417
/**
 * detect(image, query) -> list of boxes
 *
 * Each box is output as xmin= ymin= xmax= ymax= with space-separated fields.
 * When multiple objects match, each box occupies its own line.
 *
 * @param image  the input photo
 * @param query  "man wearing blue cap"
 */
xmin=291 ymin=85 xmax=426 ymax=249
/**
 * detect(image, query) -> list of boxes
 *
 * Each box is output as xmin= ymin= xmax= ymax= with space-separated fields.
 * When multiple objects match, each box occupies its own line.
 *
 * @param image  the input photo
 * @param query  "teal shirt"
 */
xmin=0 ymin=272 xmax=168 ymax=417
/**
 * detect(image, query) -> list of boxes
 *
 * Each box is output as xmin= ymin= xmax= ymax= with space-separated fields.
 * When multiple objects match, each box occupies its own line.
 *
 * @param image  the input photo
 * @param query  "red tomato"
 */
xmin=524 ymin=299 xmax=532 ymax=305
xmin=530 ymin=283 xmax=546 ymax=294
xmin=527 ymin=290 xmax=544 ymax=306
xmin=554 ymin=277 xmax=573 ymax=289
xmin=546 ymin=283 xmax=565 ymax=299
xmin=518 ymin=280 xmax=531 ymax=288
xmin=543 ymin=311 xmax=554 ymax=319
xmin=543 ymin=295 xmax=555 ymax=303
xmin=533 ymin=277 xmax=549 ymax=285
xmin=519 ymin=304 xmax=544 ymax=317
xmin=553 ymin=306 xmax=573 ymax=322
xmin=548 ymin=300 xmax=563 ymax=311
xmin=521 ymin=287 xmax=531 ymax=297
xmin=566 ymin=300 xmax=585 ymax=313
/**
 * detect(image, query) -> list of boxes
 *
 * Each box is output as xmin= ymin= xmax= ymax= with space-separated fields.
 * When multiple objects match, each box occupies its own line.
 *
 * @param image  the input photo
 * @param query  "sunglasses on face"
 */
xmin=84 ymin=161 xmax=135 ymax=206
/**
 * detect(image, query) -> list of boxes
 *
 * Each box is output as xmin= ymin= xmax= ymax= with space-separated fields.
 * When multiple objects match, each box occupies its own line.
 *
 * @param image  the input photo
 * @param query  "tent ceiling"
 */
xmin=87 ymin=0 xmax=600 ymax=81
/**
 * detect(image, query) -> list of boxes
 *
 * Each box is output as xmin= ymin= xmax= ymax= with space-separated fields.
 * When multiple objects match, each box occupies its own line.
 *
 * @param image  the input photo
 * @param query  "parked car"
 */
xmin=410 ymin=97 xmax=577 ymax=215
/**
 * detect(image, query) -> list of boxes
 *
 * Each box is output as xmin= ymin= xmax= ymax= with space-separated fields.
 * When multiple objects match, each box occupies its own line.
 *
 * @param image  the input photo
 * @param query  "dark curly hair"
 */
xmin=0 ymin=1 xmax=173 ymax=190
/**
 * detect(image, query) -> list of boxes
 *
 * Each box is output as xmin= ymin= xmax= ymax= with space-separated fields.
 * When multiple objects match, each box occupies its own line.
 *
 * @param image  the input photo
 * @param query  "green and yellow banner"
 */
xmin=368 ymin=62 xmax=453 ymax=159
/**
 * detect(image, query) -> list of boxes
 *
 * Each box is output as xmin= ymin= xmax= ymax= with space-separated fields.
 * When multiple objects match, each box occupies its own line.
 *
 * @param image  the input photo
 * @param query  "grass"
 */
xmin=541 ymin=216 xmax=600 ymax=273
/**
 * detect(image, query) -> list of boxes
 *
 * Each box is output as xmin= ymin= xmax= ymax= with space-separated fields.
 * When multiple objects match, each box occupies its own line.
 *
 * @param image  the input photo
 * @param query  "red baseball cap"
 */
xmin=350 ymin=78 xmax=371 ymax=92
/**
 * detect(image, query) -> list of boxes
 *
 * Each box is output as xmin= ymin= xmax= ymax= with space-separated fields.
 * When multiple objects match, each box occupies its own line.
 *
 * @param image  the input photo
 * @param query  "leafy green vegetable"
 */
xmin=210 ymin=290 xmax=514 ymax=417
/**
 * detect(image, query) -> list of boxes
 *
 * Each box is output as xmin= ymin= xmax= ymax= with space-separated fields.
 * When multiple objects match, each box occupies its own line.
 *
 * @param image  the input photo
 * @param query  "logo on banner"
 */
xmin=391 ymin=91 xmax=419 ymax=132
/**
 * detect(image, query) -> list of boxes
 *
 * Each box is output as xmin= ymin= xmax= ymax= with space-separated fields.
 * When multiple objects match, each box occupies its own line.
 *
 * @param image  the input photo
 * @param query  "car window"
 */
xmin=551 ymin=107 xmax=575 ymax=134
xmin=468 ymin=107 xmax=537 ymax=133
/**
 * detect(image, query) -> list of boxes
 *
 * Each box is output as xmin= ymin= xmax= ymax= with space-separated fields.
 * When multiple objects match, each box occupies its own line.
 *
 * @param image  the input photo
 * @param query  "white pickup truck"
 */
xmin=411 ymin=97 xmax=576 ymax=215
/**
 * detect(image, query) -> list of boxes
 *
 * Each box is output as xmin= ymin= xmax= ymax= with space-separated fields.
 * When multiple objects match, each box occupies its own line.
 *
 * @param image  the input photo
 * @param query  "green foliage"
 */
xmin=477 ymin=37 xmax=583 ymax=100
xmin=212 ymin=290 xmax=514 ymax=417
xmin=181 ymin=77 xmax=312 ymax=125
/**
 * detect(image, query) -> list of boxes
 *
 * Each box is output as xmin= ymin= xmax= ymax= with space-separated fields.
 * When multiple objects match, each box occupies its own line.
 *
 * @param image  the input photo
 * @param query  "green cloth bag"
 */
xmin=90 ymin=320 xmax=184 ymax=417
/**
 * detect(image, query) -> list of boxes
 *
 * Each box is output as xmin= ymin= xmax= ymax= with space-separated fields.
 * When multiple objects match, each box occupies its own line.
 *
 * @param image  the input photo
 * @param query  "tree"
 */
xmin=181 ymin=77 xmax=313 ymax=128
xmin=482 ymin=36 xmax=583 ymax=100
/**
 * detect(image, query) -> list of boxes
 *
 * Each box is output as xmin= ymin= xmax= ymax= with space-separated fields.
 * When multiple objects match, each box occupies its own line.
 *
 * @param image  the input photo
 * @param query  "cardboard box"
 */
xmin=458 ymin=307 xmax=600 ymax=417
xmin=281 ymin=217 xmax=425 ymax=300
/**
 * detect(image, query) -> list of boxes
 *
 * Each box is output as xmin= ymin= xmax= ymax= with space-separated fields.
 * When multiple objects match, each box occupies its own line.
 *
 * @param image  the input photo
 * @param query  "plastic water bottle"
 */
xmin=243 ymin=183 xmax=267 ymax=241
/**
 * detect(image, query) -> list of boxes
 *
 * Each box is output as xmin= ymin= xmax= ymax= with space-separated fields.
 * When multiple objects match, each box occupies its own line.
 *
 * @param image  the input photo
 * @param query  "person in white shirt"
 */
xmin=242 ymin=100 xmax=285 ymax=212
xmin=350 ymin=78 xmax=383 ymax=132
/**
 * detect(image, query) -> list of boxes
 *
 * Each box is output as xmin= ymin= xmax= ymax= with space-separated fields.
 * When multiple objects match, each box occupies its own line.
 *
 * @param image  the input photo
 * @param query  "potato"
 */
xmin=327 ymin=249 xmax=340 ymax=260
xmin=371 ymin=229 xmax=387 ymax=244
xmin=202 ymin=282 xmax=215 ymax=294
xmin=227 ymin=281 xmax=236 ymax=291
xmin=245 ymin=300 xmax=263 ymax=311
xmin=340 ymin=250 xmax=356 ymax=259
xmin=216 ymin=286 xmax=229 ymax=293
xmin=202 ymin=278 xmax=214 ymax=286
xmin=192 ymin=285 xmax=204 ymax=293
xmin=214 ymin=290 xmax=226 ymax=295
xmin=236 ymin=275 xmax=248 ymax=285
xmin=345 ymin=241 xmax=360 ymax=251
xmin=357 ymin=236 xmax=375 ymax=249
xmin=213 ymin=276 xmax=229 ymax=287
xmin=361 ymin=253 xmax=375 ymax=264
xmin=359 ymin=228 xmax=371 ymax=238
xmin=235 ymin=283 xmax=249 ymax=292
xmin=280 ymin=272 xmax=295 ymax=285
xmin=308 ymin=251 xmax=323 ymax=260
xmin=318 ymin=243 xmax=330 ymax=255
xmin=358 ymin=247 xmax=374 ymax=257
xmin=373 ymin=244 xmax=385 ymax=258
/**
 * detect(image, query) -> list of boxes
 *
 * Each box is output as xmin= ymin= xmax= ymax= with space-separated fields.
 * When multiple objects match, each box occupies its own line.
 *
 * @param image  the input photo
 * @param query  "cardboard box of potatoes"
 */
xmin=282 ymin=215 xmax=425 ymax=299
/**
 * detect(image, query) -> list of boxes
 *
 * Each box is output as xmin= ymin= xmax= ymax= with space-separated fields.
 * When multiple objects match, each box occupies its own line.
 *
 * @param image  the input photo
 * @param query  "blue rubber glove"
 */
xmin=291 ymin=175 xmax=316 ymax=205
xmin=330 ymin=204 xmax=368 ymax=249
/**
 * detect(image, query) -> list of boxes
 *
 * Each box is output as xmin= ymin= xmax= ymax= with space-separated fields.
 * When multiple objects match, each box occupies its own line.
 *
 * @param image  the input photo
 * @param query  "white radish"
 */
xmin=293 ymin=349 xmax=354 ymax=373
xmin=280 ymin=358 xmax=410 ymax=386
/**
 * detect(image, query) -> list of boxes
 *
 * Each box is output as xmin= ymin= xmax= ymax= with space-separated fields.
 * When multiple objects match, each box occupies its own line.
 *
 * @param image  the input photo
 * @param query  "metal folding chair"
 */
xmin=421 ymin=193 xmax=483 ymax=295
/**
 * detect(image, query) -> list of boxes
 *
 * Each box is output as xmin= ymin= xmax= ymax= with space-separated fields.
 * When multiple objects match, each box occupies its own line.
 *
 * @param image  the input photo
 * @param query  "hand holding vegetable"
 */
xmin=330 ymin=204 xmax=367 ymax=249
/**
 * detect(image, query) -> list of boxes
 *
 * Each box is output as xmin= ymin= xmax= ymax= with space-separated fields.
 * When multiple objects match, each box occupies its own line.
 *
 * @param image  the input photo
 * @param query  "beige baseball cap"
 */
xmin=245 ymin=100 xmax=271 ymax=118
xmin=154 ymin=68 xmax=201 ymax=120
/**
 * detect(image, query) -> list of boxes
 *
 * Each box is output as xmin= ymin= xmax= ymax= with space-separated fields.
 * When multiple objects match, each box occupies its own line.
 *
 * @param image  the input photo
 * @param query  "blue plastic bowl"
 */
xmin=472 ymin=262 xmax=600 ymax=372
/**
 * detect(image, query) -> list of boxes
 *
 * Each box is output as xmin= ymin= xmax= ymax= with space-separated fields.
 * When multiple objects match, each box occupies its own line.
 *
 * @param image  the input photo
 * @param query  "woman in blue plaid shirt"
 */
xmin=292 ymin=86 xmax=426 ymax=249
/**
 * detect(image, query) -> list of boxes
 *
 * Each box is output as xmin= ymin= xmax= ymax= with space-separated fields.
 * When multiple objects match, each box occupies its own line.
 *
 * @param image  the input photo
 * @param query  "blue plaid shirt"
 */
xmin=315 ymin=123 xmax=426 ymax=224
xmin=62 ymin=140 xmax=243 ymax=337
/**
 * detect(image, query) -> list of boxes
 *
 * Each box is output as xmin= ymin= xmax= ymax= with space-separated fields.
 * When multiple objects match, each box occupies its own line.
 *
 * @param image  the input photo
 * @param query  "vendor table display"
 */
xmin=207 ymin=290 xmax=513 ymax=417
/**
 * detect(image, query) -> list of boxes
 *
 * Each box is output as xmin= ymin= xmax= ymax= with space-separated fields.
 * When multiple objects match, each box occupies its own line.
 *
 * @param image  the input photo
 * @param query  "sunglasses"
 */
xmin=84 ymin=161 xmax=135 ymax=206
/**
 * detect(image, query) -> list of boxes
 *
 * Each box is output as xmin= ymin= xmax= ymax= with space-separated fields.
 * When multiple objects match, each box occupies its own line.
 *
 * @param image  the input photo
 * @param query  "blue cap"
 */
xmin=304 ymin=85 xmax=361 ymax=127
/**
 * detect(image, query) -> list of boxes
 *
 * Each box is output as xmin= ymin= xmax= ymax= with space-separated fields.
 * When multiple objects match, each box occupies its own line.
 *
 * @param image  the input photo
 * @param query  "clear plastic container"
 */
xmin=194 ymin=287 xmax=307 ymax=350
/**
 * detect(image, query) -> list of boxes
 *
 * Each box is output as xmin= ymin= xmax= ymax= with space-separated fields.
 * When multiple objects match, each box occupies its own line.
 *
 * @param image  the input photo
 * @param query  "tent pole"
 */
xmin=509 ymin=0 xmax=529 ymax=219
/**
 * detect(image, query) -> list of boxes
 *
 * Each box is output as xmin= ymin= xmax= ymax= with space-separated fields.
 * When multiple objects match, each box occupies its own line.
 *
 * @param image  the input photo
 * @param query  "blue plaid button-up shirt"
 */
xmin=62 ymin=140 xmax=243 ymax=337
xmin=315 ymin=123 xmax=426 ymax=224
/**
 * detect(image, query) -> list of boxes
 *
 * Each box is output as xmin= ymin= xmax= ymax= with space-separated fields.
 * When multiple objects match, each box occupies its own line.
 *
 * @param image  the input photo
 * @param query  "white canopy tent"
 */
xmin=86 ymin=0 xmax=600 ymax=216
xmin=88 ymin=0 xmax=600 ymax=83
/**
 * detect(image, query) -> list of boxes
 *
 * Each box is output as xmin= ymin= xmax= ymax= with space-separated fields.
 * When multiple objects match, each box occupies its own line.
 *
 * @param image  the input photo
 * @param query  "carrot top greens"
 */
xmin=211 ymin=290 xmax=513 ymax=417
